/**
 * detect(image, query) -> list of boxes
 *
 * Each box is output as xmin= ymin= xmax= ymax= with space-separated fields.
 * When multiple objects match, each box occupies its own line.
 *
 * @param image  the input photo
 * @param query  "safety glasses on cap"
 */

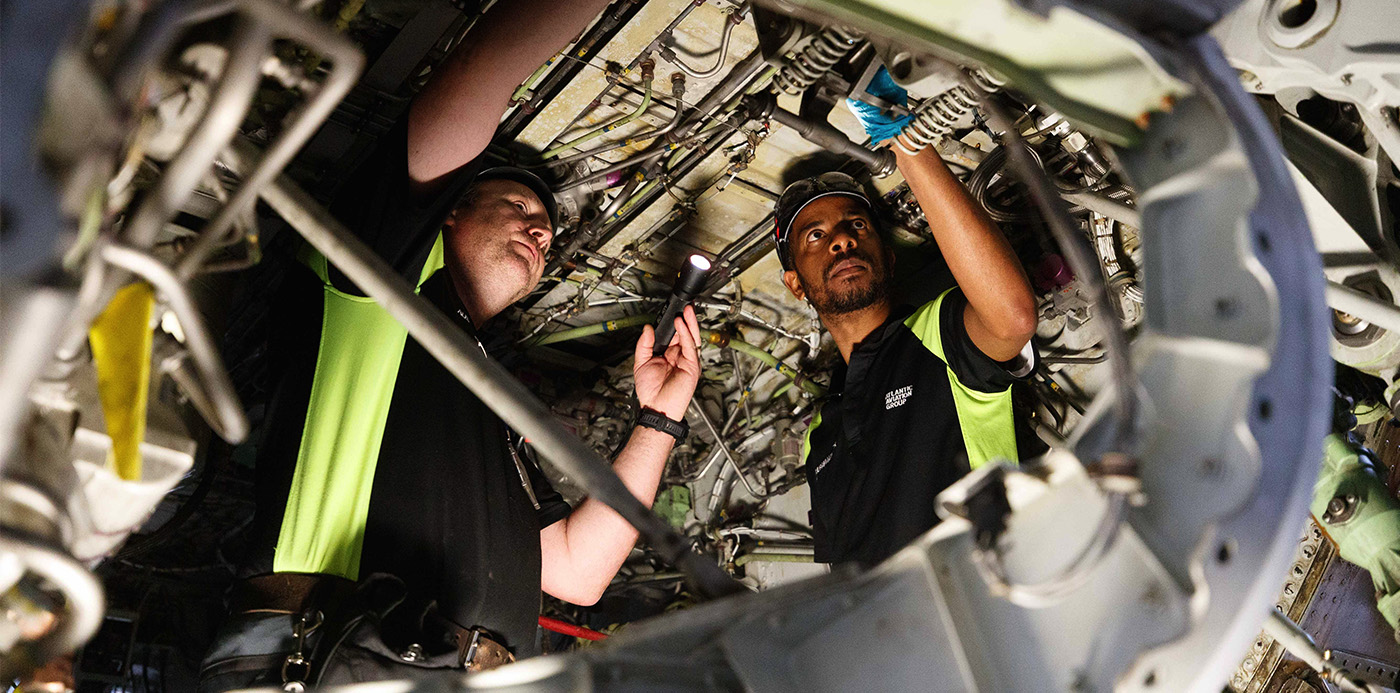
xmin=773 ymin=172 xmax=872 ymax=271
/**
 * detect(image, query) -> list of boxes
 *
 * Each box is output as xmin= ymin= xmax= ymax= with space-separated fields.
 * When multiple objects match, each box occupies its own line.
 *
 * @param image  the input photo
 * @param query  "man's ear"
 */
xmin=782 ymin=269 xmax=805 ymax=301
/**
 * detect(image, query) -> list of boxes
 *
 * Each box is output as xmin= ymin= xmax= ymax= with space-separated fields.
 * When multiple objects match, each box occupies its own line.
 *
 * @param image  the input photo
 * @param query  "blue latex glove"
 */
xmin=846 ymin=66 xmax=915 ymax=144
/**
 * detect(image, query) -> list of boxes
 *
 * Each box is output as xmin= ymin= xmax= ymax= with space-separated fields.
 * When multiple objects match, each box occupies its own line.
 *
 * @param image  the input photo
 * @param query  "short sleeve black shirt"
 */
xmin=245 ymin=120 xmax=570 ymax=654
xmin=802 ymin=290 xmax=1030 ymax=566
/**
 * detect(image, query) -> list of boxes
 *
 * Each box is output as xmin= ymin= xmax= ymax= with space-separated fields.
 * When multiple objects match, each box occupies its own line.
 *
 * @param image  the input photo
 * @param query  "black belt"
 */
xmin=231 ymin=574 xmax=515 ymax=674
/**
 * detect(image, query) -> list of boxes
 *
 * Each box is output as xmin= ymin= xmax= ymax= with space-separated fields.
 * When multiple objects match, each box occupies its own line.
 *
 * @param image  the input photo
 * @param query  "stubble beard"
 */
xmin=800 ymin=252 xmax=893 ymax=316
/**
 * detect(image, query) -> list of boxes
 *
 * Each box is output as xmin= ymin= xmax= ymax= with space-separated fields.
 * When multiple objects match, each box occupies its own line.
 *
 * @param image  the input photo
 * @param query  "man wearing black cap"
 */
xmin=775 ymin=69 xmax=1039 ymax=567
xmin=200 ymin=1 xmax=702 ymax=688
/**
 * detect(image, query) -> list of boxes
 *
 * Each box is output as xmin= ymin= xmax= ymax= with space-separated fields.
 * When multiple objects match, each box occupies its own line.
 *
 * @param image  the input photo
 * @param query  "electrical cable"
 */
xmin=967 ymin=79 xmax=1136 ymax=454
xmin=961 ymin=73 xmax=1140 ymax=608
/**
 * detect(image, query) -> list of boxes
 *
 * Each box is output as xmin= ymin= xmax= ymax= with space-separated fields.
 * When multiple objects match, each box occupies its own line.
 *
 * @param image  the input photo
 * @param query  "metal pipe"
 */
xmin=531 ymin=313 xmax=654 ymax=346
xmin=543 ymin=65 xmax=655 ymax=160
xmin=0 ymin=286 xmax=75 ymax=471
xmin=554 ymin=121 xmax=728 ymax=197
xmin=546 ymin=76 xmax=686 ymax=170
xmin=57 ymin=17 xmax=271 ymax=362
xmin=661 ymin=8 xmax=738 ymax=80
xmin=691 ymin=400 xmax=771 ymax=499
xmin=734 ymin=552 xmax=814 ymax=567
xmin=226 ymin=140 xmax=744 ymax=599
xmin=175 ymin=0 xmax=365 ymax=279
xmin=555 ymin=143 xmax=673 ymax=194
xmin=498 ymin=0 xmax=644 ymax=139
xmin=1261 ymin=610 xmax=1372 ymax=693
xmin=1326 ymin=281 xmax=1400 ymax=335
xmin=673 ymin=48 xmax=771 ymax=139
xmin=1064 ymin=191 xmax=1141 ymax=228
xmin=123 ymin=18 xmax=269 ymax=250
xmin=547 ymin=0 xmax=705 ymax=144
xmin=0 ymin=533 xmax=106 ymax=681
xmin=703 ymin=329 xmax=824 ymax=397
xmin=100 ymin=244 xmax=250 ymax=443
xmin=753 ymin=93 xmax=896 ymax=177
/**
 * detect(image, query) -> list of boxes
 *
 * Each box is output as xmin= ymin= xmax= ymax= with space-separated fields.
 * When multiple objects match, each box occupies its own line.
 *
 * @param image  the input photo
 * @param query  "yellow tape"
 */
xmin=89 ymin=283 xmax=155 ymax=481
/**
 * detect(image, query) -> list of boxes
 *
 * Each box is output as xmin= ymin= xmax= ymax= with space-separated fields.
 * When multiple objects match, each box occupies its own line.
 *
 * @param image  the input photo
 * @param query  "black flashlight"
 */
xmin=653 ymin=254 xmax=712 ymax=356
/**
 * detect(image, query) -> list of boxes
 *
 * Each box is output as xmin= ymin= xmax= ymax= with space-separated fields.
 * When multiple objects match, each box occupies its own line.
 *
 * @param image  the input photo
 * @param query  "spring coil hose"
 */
xmin=895 ymin=68 xmax=1004 ymax=155
xmin=772 ymin=26 xmax=862 ymax=95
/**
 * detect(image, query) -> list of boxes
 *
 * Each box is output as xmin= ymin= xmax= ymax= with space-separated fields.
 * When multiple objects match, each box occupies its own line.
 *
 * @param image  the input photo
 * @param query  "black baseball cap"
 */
xmin=475 ymin=166 xmax=560 ymax=231
xmin=773 ymin=171 xmax=873 ymax=271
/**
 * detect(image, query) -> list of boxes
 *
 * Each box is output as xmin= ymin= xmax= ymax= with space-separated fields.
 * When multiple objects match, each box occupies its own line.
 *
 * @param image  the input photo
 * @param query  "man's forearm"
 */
xmin=408 ymin=0 xmax=613 ymax=185
xmin=897 ymin=146 xmax=1036 ymax=359
xmin=540 ymin=425 xmax=673 ymax=604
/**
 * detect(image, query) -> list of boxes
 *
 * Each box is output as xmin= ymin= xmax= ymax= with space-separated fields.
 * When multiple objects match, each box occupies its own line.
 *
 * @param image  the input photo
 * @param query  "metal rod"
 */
xmin=1326 ymin=280 xmax=1400 ymax=334
xmin=225 ymin=139 xmax=744 ymax=599
xmin=663 ymin=8 xmax=738 ymax=80
xmin=100 ymin=244 xmax=250 ymax=443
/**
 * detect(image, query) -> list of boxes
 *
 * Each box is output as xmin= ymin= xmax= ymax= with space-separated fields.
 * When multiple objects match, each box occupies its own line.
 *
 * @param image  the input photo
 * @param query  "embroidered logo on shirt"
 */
xmin=814 ymin=451 xmax=834 ymax=476
xmin=885 ymin=385 xmax=913 ymax=410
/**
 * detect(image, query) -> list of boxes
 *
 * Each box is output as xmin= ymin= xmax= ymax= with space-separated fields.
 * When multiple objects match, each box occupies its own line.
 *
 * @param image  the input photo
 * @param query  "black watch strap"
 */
xmin=637 ymin=408 xmax=689 ymax=441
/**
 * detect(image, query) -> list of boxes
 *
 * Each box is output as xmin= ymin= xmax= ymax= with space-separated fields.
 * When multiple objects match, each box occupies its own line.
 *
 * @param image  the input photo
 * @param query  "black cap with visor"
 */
xmin=772 ymin=172 xmax=874 ymax=271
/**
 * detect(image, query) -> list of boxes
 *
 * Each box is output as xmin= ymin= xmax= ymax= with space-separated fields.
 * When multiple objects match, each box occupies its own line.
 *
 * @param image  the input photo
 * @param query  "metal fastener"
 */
xmin=1321 ymin=493 xmax=1358 ymax=525
xmin=400 ymin=643 xmax=425 ymax=662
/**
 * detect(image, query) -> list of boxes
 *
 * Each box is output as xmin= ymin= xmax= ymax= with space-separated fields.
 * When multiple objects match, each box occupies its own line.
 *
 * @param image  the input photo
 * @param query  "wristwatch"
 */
xmin=636 ymin=408 xmax=689 ymax=441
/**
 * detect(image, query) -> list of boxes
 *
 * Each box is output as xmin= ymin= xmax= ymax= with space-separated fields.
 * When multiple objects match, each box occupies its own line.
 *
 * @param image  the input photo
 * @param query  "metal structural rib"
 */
xmin=425 ymin=4 xmax=1331 ymax=692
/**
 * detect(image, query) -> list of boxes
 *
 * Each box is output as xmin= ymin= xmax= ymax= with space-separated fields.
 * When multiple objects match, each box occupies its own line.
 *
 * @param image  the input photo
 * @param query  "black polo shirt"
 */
xmin=243 ymin=120 xmax=570 ymax=655
xmin=802 ymin=291 xmax=1032 ymax=566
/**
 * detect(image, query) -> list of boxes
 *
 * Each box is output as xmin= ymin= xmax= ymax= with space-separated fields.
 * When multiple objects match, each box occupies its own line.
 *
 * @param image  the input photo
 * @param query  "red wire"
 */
xmin=538 ymin=615 xmax=609 ymax=641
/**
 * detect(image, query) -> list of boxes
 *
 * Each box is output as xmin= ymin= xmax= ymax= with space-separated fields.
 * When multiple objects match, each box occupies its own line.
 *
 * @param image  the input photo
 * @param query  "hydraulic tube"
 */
xmin=543 ymin=61 xmax=656 ymax=160
xmin=745 ymin=92 xmax=895 ymax=177
xmin=531 ymin=314 xmax=653 ymax=346
xmin=703 ymin=329 xmax=826 ymax=397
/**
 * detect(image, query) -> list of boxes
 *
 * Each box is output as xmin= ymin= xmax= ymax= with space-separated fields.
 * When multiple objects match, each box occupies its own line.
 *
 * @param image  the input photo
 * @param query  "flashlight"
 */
xmin=653 ymin=254 xmax=712 ymax=356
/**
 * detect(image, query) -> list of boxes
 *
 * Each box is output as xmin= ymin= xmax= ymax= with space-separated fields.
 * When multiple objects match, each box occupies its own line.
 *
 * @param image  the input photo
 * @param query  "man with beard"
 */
xmin=775 ymin=70 xmax=1038 ymax=566
xmin=200 ymin=0 xmax=703 ymax=688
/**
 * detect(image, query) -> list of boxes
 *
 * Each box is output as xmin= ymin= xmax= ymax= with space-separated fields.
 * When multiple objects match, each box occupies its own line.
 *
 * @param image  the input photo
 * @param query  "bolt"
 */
xmin=1341 ymin=73 xmax=1354 ymax=86
xmin=399 ymin=643 xmax=425 ymax=662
